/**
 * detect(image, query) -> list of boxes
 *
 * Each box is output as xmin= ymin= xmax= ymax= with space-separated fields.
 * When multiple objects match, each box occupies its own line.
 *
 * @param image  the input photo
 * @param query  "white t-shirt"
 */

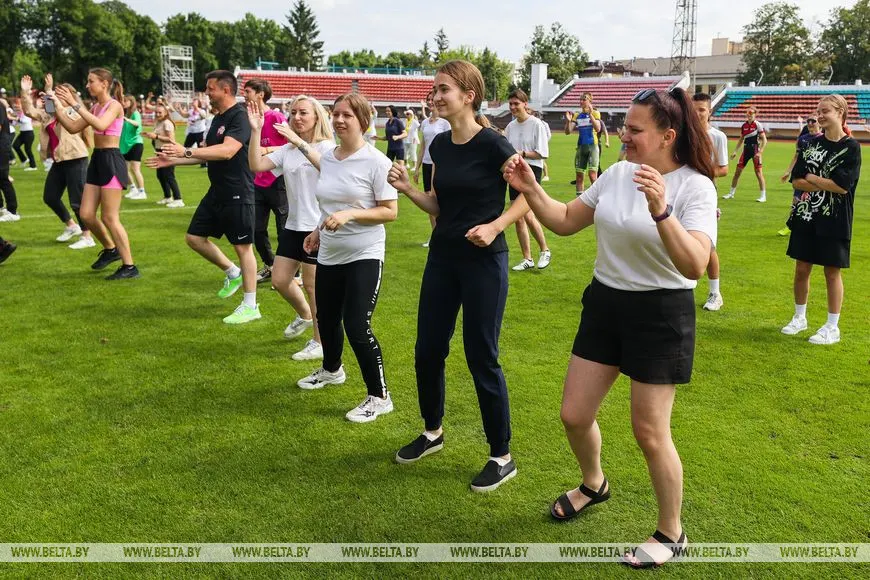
xmin=16 ymin=112 xmax=33 ymax=132
xmin=188 ymin=109 xmax=206 ymax=134
xmin=268 ymin=139 xmax=336 ymax=232
xmin=580 ymin=161 xmax=717 ymax=291
xmin=364 ymin=123 xmax=377 ymax=146
xmin=315 ymin=143 xmax=398 ymax=266
xmin=405 ymin=118 xmax=420 ymax=145
xmin=504 ymin=116 xmax=549 ymax=169
xmin=708 ymin=126 xmax=728 ymax=168
xmin=420 ymin=117 xmax=451 ymax=164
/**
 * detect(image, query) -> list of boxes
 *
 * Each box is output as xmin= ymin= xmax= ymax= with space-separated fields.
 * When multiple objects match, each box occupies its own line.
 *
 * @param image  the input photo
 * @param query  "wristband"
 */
xmin=652 ymin=204 xmax=673 ymax=223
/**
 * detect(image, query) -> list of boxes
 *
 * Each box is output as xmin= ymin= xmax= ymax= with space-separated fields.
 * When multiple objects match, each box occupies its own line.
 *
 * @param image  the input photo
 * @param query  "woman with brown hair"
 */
xmin=121 ymin=95 xmax=147 ymax=199
xmin=504 ymin=86 xmax=718 ymax=567
xmin=144 ymin=104 xmax=184 ymax=207
xmin=388 ymin=60 xmax=528 ymax=492
xmin=781 ymin=94 xmax=861 ymax=345
xmin=50 ymin=67 xmax=139 ymax=279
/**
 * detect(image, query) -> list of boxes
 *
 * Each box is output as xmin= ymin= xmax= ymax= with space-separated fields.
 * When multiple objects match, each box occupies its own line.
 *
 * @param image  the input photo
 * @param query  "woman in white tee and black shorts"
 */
xmin=296 ymin=93 xmax=399 ymax=424
xmin=505 ymin=86 xmax=717 ymax=568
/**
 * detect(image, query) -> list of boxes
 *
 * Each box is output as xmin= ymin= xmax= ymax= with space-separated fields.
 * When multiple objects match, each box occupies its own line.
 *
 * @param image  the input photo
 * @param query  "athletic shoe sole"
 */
xmin=394 ymin=442 xmax=444 ymax=464
xmin=470 ymin=466 xmax=517 ymax=493
xmin=297 ymin=376 xmax=346 ymax=390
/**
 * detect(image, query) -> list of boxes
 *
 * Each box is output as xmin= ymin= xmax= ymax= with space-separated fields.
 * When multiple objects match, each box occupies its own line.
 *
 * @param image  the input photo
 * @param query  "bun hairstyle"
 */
xmin=89 ymin=68 xmax=124 ymax=102
xmin=639 ymin=88 xmax=716 ymax=180
xmin=436 ymin=60 xmax=490 ymax=128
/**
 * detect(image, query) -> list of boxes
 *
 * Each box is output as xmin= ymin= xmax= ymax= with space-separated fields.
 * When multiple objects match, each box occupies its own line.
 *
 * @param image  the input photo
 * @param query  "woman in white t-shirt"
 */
xmin=403 ymin=109 xmax=420 ymax=167
xmin=505 ymin=87 xmax=717 ymax=568
xmin=297 ymin=92 xmax=398 ymax=424
xmin=413 ymin=93 xmax=450 ymax=246
xmin=248 ymin=95 xmax=335 ymax=362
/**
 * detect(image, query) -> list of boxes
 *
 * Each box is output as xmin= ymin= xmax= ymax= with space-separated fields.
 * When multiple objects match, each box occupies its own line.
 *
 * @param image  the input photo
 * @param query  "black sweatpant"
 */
xmin=315 ymin=259 xmax=387 ymax=398
xmin=254 ymin=181 xmax=288 ymax=267
xmin=13 ymin=130 xmax=36 ymax=168
xmin=0 ymin=157 xmax=17 ymax=214
xmin=415 ymin=248 xmax=511 ymax=456
xmin=157 ymin=166 xmax=182 ymax=200
xmin=43 ymin=157 xmax=87 ymax=229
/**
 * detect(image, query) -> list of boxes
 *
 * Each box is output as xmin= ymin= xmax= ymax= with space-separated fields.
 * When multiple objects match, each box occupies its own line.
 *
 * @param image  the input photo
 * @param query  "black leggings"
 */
xmin=315 ymin=259 xmax=387 ymax=398
xmin=0 ymin=158 xmax=17 ymax=214
xmin=254 ymin=182 xmax=288 ymax=267
xmin=157 ymin=166 xmax=182 ymax=200
xmin=13 ymin=131 xmax=36 ymax=168
xmin=44 ymin=157 xmax=87 ymax=229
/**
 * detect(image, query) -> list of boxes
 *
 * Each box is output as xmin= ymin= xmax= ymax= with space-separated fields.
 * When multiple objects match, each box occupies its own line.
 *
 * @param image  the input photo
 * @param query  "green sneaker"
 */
xmin=223 ymin=303 xmax=262 ymax=324
xmin=777 ymin=227 xmax=791 ymax=237
xmin=218 ymin=275 xmax=243 ymax=298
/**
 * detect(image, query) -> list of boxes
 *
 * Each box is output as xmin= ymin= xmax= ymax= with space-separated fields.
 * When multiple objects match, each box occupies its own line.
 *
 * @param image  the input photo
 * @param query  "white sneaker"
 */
xmin=166 ymin=199 xmax=185 ymax=208
xmin=512 ymin=258 xmax=534 ymax=271
xmin=24 ymin=167 xmax=38 ymax=172
xmin=156 ymin=197 xmax=171 ymax=205
xmin=0 ymin=212 xmax=21 ymax=222
xmin=541 ymin=175 xmax=550 ymax=182
xmin=781 ymin=316 xmax=808 ymax=335
xmin=0 ymin=208 xmax=8 ymax=217
xmin=808 ymin=325 xmax=840 ymax=345
xmin=69 ymin=236 xmax=97 ymax=249
xmin=346 ymin=392 xmax=394 ymax=423
xmin=756 ymin=195 xmax=767 ymax=203
xmin=125 ymin=187 xmax=138 ymax=199
xmin=422 ymin=241 xmax=430 ymax=248
xmin=284 ymin=315 xmax=314 ymax=339
xmin=537 ymin=250 xmax=551 ymax=269
xmin=128 ymin=191 xmax=147 ymax=200
xmin=43 ymin=160 xmax=53 ymax=171
xmin=702 ymin=292 xmax=723 ymax=311
xmin=722 ymin=192 xmax=735 ymax=199
xmin=292 ymin=339 xmax=323 ymax=361
xmin=56 ymin=224 xmax=83 ymax=242
xmin=297 ymin=366 xmax=346 ymax=390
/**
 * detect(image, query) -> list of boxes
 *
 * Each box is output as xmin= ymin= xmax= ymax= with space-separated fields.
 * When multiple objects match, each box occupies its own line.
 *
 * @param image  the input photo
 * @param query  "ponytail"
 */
xmin=641 ymin=88 xmax=715 ymax=181
xmin=111 ymin=79 xmax=124 ymax=104
xmin=474 ymin=111 xmax=490 ymax=128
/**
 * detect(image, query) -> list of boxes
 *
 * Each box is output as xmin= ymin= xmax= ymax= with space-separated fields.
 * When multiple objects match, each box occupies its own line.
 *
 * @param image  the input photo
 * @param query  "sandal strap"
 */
xmin=652 ymin=530 xmax=687 ymax=555
xmin=555 ymin=494 xmax=577 ymax=518
xmin=577 ymin=477 xmax=608 ymax=500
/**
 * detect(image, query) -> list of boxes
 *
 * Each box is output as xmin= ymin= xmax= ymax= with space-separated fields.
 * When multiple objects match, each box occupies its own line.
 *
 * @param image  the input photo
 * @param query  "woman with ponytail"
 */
xmin=503 ymin=87 xmax=718 ymax=568
xmin=51 ymin=68 xmax=139 ymax=279
xmin=388 ymin=60 xmax=527 ymax=493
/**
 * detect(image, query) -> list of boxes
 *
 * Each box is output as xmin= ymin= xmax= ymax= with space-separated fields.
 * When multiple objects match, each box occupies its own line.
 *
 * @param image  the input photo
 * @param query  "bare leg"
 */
xmin=524 ymin=212 xmax=549 ymax=252
xmin=755 ymin=167 xmax=766 ymax=193
xmin=823 ymin=266 xmax=843 ymax=314
xmin=233 ymin=243 xmax=257 ymax=293
xmin=794 ymin=260 xmax=812 ymax=305
xmin=186 ymin=234 xmax=234 ymax=270
xmin=272 ymin=256 xmax=313 ymax=320
xmin=731 ymin=165 xmax=744 ymax=189
xmin=99 ymin=188 xmax=133 ymax=265
xmin=588 ymin=170 xmax=598 ymax=184
xmin=80 ymin=184 xmax=113 ymax=249
xmin=707 ymin=249 xmax=720 ymax=279
xmin=515 ymin=211 xmax=532 ymax=261
xmin=575 ymin=171 xmax=585 ymax=195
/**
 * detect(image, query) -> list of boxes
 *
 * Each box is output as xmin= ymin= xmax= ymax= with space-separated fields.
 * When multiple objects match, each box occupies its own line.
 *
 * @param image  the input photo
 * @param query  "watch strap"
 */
xmin=652 ymin=204 xmax=673 ymax=223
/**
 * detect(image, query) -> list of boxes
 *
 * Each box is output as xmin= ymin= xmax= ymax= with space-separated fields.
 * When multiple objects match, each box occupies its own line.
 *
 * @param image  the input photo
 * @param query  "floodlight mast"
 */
xmin=670 ymin=0 xmax=698 ymax=85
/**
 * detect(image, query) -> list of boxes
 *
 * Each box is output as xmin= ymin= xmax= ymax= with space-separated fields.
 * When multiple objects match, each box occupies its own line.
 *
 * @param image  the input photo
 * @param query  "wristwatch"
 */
xmin=184 ymin=148 xmax=193 ymax=159
xmin=521 ymin=150 xmax=526 ymax=158
xmin=72 ymin=103 xmax=81 ymax=112
xmin=652 ymin=204 xmax=673 ymax=223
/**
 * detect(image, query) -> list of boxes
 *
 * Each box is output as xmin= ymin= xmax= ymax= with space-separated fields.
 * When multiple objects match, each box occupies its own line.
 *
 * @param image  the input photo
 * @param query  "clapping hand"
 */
xmin=53 ymin=84 xmax=76 ymax=107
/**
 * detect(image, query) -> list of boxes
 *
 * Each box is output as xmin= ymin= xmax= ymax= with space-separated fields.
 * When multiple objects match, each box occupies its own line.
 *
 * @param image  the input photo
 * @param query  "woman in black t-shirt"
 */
xmin=783 ymin=94 xmax=862 ymax=345
xmin=388 ymin=60 xmax=528 ymax=493
xmin=382 ymin=105 xmax=407 ymax=165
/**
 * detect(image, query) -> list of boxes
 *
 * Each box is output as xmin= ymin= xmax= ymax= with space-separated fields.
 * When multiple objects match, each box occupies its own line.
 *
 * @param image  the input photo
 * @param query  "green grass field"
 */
xmin=0 ymin=130 xmax=867 ymax=578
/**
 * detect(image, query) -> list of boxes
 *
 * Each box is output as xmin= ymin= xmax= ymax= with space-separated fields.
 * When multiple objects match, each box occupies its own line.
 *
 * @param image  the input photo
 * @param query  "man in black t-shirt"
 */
xmin=148 ymin=70 xmax=260 ymax=325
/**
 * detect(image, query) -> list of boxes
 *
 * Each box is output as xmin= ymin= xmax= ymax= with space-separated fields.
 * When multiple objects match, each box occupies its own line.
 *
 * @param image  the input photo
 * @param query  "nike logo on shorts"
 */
xmin=238 ymin=234 xmax=249 ymax=240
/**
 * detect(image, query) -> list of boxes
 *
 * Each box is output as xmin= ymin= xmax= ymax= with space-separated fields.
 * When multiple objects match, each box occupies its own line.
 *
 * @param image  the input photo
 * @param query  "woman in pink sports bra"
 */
xmin=51 ymin=67 xmax=139 ymax=280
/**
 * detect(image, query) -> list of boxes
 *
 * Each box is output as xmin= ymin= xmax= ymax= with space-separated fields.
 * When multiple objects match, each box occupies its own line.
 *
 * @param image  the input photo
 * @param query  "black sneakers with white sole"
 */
xmin=395 ymin=433 xmax=444 ymax=464
xmin=470 ymin=459 xmax=517 ymax=493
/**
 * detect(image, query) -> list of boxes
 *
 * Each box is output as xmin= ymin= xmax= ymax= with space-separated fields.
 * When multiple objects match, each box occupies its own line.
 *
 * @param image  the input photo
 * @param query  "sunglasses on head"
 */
xmin=632 ymin=87 xmax=678 ymax=103
xmin=807 ymin=118 xmax=818 ymax=123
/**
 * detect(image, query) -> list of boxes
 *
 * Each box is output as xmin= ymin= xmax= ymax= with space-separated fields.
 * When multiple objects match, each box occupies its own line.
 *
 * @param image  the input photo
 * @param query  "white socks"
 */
xmin=729 ymin=187 xmax=736 ymax=196
xmin=242 ymin=292 xmax=257 ymax=308
xmin=490 ymin=456 xmax=511 ymax=467
xmin=709 ymin=279 xmax=720 ymax=294
xmin=826 ymin=312 xmax=840 ymax=328
xmin=423 ymin=430 xmax=441 ymax=441
xmin=224 ymin=264 xmax=241 ymax=279
xmin=794 ymin=303 xmax=807 ymax=318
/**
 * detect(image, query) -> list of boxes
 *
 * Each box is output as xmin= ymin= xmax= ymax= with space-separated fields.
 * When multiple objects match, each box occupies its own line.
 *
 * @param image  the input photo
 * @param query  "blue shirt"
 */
xmin=384 ymin=117 xmax=405 ymax=152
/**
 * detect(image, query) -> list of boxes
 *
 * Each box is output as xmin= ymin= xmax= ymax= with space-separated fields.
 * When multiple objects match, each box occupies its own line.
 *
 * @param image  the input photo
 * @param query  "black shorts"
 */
xmin=572 ymin=278 xmax=696 ymax=385
xmin=422 ymin=163 xmax=433 ymax=192
xmin=787 ymin=231 xmax=850 ymax=268
xmin=122 ymin=143 xmax=144 ymax=162
xmin=187 ymin=198 xmax=255 ymax=246
xmin=387 ymin=149 xmax=404 ymax=162
xmin=276 ymin=228 xmax=318 ymax=264
xmin=509 ymin=165 xmax=543 ymax=200
xmin=86 ymin=148 xmax=129 ymax=188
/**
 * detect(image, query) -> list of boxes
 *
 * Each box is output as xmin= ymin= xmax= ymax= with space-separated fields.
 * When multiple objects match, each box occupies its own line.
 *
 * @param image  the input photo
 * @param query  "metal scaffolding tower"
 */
xmin=670 ymin=0 xmax=698 ymax=82
xmin=160 ymin=45 xmax=195 ymax=104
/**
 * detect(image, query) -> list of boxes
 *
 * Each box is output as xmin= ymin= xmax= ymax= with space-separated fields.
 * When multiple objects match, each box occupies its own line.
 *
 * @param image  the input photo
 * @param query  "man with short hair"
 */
xmin=148 ymin=70 xmax=260 ymax=324
xmin=564 ymin=92 xmax=601 ymax=196
xmin=692 ymin=93 xmax=729 ymax=311
xmin=724 ymin=106 xmax=767 ymax=202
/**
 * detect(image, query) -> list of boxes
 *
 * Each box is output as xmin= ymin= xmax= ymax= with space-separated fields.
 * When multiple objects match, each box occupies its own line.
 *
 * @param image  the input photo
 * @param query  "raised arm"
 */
xmin=49 ymin=94 xmax=89 ymax=134
xmin=18 ymin=76 xmax=46 ymax=123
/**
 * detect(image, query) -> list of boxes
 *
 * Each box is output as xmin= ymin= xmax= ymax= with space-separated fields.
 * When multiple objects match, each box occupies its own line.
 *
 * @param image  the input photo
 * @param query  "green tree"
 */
xmin=418 ymin=41 xmax=432 ymax=67
xmin=434 ymin=28 xmax=449 ymax=60
xmin=818 ymin=0 xmax=870 ymax=85
xmin=518 ymin=23 xmax=587 ymax=91
xmin=101 ymin=1 xmax=163 ymax=95
xmin=280 ymin=0 xmax=324 ymax=70
xmin=438 ymin=46 xmax=514 ymax=101
xmin=737 ymin=2 xmax=812 ymax=85
xmin=234 ymin=13 xmax=283 ymax=68
xmin=0 ymin=0 xmax=26 ymax=90
xmin=164 ymin=13 xmax=218 ymax=88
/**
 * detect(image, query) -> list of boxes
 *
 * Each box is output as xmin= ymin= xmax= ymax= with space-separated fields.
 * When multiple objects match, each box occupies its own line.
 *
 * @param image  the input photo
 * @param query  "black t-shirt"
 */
xmin=205 ymin=103 xmax=253 ymax=205
xmin=429 ymin=127 xmax=516 ymax=254
xmin=789 ymin=134 xmax=861 ymax=239
xmin=384 ymin=117 xmax=405 ymax=152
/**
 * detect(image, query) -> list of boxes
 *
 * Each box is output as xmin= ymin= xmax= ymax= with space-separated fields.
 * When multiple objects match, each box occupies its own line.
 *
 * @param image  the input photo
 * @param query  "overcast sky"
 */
xmin=119 ymin=0 xmax=855 ymax=64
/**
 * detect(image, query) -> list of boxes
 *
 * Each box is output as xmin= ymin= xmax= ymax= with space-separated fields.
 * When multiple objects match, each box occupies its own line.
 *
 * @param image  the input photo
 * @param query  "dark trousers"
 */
xmin=254 ymin=181 xmax=288 ymax=267
xmin=0 ymin=157 xmax=17 ymax=214
xmin=315 ymin=259 xmax=387 ymax=398
xmin=13 ymin=131 xmax=36 ymax=168
xmin=157 ymin=166 xmax=182 ymax=200
xmin=183 ymin=132 xmax=204 ymax=148
xmin=415 ymin=248 xmax=511 ymax=456
xmin=44 ymin=157 xmax=87 ymax=229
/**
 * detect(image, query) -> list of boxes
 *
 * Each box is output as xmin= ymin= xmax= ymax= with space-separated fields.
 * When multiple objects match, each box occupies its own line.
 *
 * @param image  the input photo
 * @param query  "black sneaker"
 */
xmin=91 ymin=248 xmax=121 ymax=270
xmin=105 ymin=264 xmax=140 ymax=280
xmin=395 ymin=433 xmax=444 ymax=464
xmin=470 ymin=459 xmax=517 ymax=493
xmin=0 ymin=242 xmax=17 ymax=264
xmin=256 ymin=265 xmax=272 ymax=283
